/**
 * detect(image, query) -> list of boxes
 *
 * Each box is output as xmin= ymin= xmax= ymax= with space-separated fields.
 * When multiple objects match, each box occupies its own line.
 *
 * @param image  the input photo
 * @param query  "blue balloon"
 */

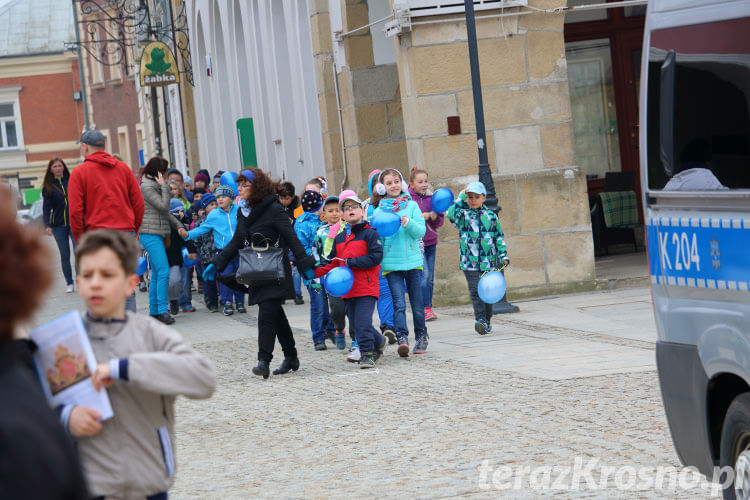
xmin=324 ymin=266 xmax=354 ymax=297
xmin=371 ymin=211 xmax=401 ymax=237
xmin=137 ymin=256 xmax=148 ymax=276
xmin=478 ymin=271 xmax=507 ymax=304
xmin=181 ymin=247 xmax=198 ymax=268
xmin=220 ymin=171 xmax=238 ymax=195
xmin=430 ymin=187 xmax=454 ymax=214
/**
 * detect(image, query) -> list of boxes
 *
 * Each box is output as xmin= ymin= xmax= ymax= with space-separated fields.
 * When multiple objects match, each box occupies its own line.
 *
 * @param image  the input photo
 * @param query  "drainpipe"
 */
xmin=332 ymin=56 xmax=348 ymax=191
xmin=72 ymin=0 xmax=89 ymax=129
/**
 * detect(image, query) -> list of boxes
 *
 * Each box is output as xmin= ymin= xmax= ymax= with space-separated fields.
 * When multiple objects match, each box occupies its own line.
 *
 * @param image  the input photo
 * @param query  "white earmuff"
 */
xmin=375 ymin=183 xmax=386 ymax=196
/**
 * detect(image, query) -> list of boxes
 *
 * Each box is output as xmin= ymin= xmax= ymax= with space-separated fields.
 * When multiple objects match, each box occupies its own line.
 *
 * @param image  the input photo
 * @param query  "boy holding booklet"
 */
xmin=65 ymin=229 xmax=216 ymax=499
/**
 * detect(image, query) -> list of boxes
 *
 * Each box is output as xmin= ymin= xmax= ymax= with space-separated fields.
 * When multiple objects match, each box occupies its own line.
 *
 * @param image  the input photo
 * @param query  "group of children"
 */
xmin=290 ymin=168 xmax=509 ymax=367
xmin=141 ymin=165 xmax=508 ymax=367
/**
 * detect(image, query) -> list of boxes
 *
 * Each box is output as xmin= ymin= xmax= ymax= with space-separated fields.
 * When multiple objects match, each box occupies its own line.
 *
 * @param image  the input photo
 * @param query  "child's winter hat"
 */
xmin=183 ymin=175 xmax=192 ymax=186
xmin=199 ymin=193 xmax=217 ymax=210
xmin=194 ymin=173 xmax=210 ymax=186
xmin=169 ymin=198 xmax=184 ymax=213
xmin=214 ymin=185 xmax=234 ymax=199
xmin=367 ymin=170 xmax=381 ymax=197
xmin=323 ymin=195 xmax=340 ymax=207
xmin=301 ymin=190 xmax=324 ymax=212
xmin=213 ymin=170 xmax=225 ymax=180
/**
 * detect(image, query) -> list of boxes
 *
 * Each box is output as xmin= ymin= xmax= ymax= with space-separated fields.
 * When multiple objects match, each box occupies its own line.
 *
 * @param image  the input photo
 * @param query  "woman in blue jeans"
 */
xmin=42 ymin=158 xmax=76 ymax=293
xmin=139 ymin=157 xmax=183 ymax=324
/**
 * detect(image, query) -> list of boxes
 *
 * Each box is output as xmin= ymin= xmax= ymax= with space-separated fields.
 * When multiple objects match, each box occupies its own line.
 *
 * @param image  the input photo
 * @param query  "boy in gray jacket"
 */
xmin=64 ymin=229 xmax=216 ymax=499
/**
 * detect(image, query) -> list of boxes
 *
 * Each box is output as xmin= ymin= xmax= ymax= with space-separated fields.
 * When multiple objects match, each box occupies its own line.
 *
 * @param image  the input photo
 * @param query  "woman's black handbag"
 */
xmin=236 ymin=235 xmax=285 ymax=285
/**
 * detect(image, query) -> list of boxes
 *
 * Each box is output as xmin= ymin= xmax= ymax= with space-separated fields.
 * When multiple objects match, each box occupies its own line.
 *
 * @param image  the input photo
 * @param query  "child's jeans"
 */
xmin=377 ymin=270 xmax=394 ymax=328
xmin=307 ymin=285 xmax=334 ymax=343
xmin=217 ymin=253 xmax=245 ymax=305
xmin=203 ymin=278 xmax=218 ymax=309
xmin=292 ymin=266 xmax=302 ymax=296
xmin=421 ymin=244 xmax=437 ymax=308
xmin=345 ymin=296 xmax=383 ymax=354
xmin=463 ymin=270 xmax=493 ymax=322
xmin=179 ymin=266 xmax=193 ymax=309
xmin=328 ymin=295 xmax=347 ymax=332
xmin=386 ymin=269 xmax=427 ymax=342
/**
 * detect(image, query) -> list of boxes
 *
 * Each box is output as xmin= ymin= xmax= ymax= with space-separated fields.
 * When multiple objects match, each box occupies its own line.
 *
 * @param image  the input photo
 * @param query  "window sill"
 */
xmin=90 ymin=82 xmax=105 ymax=89
xmin=107 ymin=77 xmax=123 ymax=86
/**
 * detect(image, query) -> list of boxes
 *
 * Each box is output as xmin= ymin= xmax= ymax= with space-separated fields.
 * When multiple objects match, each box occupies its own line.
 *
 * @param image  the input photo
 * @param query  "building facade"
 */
xmin=0 ymin=0 xmax=84 ymax=202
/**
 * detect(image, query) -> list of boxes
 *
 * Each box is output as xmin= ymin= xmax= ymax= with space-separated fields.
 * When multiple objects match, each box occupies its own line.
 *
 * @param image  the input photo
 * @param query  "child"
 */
xmin=295 ymin=189 xmax=335 ymax=350
xmin=211 ymin=171 xmax=224 ymax=192
xmin=193 ymin=193 xmax=219 ymax=312
xmin=293 ymin=177 xmax=326 ymax=219
xmin=167 ymin=199 xmax=197 ymax=314
xmin=312 ymin=195 xmax=350 ymax=350
xmin=67 ymin=229 xmax=215 ymax=499
xmin=193 ymin=172 xmax=210 ymax=192
xmin=372 ymin=168 xmax=427 ymax=356
xmin=446 ymin=181 xmax=509 ymax=335
xmin=363 ymin=170 xmax=396 ymax=343
xmin=180 ymin=185 xmax=245 ymax=315
xmin=315 ymin=194 xmax=387 ymax=368
xmin=408 ymin=168 xmax=445 ymax=321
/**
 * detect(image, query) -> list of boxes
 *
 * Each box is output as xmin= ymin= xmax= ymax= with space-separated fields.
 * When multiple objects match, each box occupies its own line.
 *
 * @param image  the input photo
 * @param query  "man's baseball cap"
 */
xmin=76 ymin=129 xmax=106 ymax=147
xmin=466 ymin=181 xmax=487 ymax=196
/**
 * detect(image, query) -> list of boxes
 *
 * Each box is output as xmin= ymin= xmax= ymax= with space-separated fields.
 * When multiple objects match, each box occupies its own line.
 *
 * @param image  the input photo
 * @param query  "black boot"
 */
xmin=273 ymin=357 xmax=300 ymax=375
xmin=252 ymin=360 xmax=270 ymax=379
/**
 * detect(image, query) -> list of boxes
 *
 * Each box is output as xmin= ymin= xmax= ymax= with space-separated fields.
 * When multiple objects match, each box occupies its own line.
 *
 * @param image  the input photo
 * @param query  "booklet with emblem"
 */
xmin=29 ymin=311 xmax=114 ymax=420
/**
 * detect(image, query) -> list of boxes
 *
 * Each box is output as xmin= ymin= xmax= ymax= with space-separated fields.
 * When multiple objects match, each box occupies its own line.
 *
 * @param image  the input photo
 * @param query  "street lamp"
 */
xmin=463 ymin=0 xmax=519 ymax=314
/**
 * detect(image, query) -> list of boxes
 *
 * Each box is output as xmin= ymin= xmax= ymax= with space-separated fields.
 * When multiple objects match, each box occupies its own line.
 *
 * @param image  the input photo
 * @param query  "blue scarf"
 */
xmin=378 ymin=194 xmax=409 ymax=213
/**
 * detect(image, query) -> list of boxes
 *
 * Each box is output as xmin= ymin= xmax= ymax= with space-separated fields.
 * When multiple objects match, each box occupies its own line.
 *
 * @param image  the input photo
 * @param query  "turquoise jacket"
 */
xmin=185 ymin=204 xmax=238 ymax=250
xmin=374 ymin=197 xmax=426 ymax=272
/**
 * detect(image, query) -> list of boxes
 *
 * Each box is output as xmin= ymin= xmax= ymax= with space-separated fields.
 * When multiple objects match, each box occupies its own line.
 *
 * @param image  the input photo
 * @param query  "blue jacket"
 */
xmin=42 ymin=177 xmax=70 ymax=228
xmin=294 ymin=211 xmax=322 ymax=255
xmin=185 ymin=204 xmax=238 ymax=250
xmin=374 ymin=197 xmax=425 ymax=272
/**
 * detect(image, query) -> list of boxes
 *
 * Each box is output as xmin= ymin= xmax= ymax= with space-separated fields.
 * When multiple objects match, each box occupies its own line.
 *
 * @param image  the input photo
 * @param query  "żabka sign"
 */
xmin=139 ymin=41 xmax=180 ymax=87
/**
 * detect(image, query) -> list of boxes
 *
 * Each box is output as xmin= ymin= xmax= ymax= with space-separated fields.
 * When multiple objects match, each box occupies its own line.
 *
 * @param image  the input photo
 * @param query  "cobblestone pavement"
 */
xmin=30 ymin=242 xmax=719 ymax=499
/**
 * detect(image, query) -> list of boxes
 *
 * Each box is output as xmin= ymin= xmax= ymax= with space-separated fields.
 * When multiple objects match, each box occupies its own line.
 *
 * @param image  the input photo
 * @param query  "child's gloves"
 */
xmin=302 ymin=267 xmax=316 ymax=281
xmin=202 ymin=263 xmax=217 ymax=281
xmin=501 ymin=257 xmax=510 ymax=269
xmin=310 ymin=282 xmax=323 ymax=293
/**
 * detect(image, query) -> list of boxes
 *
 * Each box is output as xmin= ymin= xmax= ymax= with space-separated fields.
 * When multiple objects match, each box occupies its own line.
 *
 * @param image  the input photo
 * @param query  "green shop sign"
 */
xmin=139 ymin=41 xmax=180 ymax=87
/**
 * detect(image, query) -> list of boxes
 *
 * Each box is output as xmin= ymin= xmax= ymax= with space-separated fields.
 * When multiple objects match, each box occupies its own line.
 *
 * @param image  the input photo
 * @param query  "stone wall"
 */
xmin=310 ymin=0 xmax=596 ymax=302
xmin=393 ymin=1 xmax=595 ymax=303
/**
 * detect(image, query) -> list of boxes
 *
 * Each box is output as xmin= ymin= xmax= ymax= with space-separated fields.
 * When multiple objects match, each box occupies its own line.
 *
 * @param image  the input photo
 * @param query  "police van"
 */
xmin=643 ymin=0 xmax=750 ymax=497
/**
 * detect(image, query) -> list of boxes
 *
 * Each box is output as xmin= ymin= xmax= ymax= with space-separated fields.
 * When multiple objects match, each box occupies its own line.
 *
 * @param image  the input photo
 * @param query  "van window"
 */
xmin=646 ymin=18 xmax=750 ymax=190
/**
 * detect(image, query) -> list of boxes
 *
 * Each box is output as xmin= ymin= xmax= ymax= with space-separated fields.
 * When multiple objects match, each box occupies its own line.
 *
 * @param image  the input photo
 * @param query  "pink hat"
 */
xmin=339 ymin=189 xmax=357 ymax=199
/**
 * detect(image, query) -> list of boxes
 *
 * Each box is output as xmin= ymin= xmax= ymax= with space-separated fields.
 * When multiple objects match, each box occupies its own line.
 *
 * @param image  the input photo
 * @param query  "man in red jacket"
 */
xmin=69 ymin=129 xmax=145 ymax=311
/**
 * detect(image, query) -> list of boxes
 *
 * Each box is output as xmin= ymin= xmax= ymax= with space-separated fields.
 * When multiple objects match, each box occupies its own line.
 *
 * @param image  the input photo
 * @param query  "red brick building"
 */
xmin=0 ymin=0 xmax=84 ymax=200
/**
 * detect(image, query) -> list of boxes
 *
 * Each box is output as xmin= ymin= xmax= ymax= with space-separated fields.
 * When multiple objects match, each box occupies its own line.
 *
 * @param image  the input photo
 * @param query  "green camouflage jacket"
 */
xmin=446 ymin=193 xmax=507 ymax=271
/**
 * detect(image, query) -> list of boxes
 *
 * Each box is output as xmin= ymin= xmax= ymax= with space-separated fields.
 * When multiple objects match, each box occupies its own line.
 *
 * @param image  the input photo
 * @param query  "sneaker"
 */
xmin=424 ymin=307 xmax=438 ymax=321
xmin=382 ymin=325 xmax=397 ymax=344
xmin=65 ymin=284 xmax=74 ymax=293
xmin=474 ymin=319 xmax=492 ymax=335
xmin=346 ymin=344 xmax=361 ymax=363
xmin=335 ymin=331 xmax=346 ymax=350
xmin=397 ymin=337 xmax=409 ymax=358
xmin=314 ymin=341 xmax=327 ymax=351
xmin=325 ymin=330 xmax=336 ymax=345
xmin=294 ymin=295 xmax=304 ymax=305
xmin=413 ymin=336 xmax=428 ymax=354
xmin=208 ymin=305 xmax=219 ymax=313
xmin=236 ymin=304 xmax=247 ymax=313
xmin=359 ymin=353 xmax=376 ymax=369
xmin=138 ymin=282 xmax=148 ymax=293
xmin=374 ymin=335 xmax=387 ymax=362
xmin=223 ymin=303 xmax=234 ymax=316
xmin=150 ymin=313 xmax=175 ymax=325
xmin=181 ymin=306 xmax=196 ymax=313
xmin=170 ymin=300 xmax=179 ymax=315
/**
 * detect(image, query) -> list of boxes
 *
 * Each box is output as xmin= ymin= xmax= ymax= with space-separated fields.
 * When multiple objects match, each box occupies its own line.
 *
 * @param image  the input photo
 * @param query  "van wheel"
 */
xmin=721 ymin=393 xmax=750 ymax=500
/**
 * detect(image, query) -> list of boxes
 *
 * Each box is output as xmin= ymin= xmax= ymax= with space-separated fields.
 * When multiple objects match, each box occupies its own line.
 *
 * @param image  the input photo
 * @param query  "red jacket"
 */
xmin=315 ymin=221 xmax=382 ymax=299
xmin=68 ymin=151 xmax=145 ymax=242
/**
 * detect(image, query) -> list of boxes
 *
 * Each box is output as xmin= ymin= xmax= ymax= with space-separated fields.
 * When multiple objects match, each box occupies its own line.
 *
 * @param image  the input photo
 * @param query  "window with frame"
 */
xmin=0 ymin=103 xmax=19 ymax=150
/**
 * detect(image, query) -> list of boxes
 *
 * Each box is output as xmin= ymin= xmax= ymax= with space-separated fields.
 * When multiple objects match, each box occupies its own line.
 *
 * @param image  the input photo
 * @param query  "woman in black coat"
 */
xmin=41 ymin=158 xmax=75 ymax=293
xmin=209 ymin=169 xmax=315 ymax=378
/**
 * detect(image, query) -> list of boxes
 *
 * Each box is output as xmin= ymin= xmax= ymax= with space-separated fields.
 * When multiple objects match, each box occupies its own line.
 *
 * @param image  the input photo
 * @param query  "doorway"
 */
xmin=564 ymin=3 xmax=645 ymax=207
